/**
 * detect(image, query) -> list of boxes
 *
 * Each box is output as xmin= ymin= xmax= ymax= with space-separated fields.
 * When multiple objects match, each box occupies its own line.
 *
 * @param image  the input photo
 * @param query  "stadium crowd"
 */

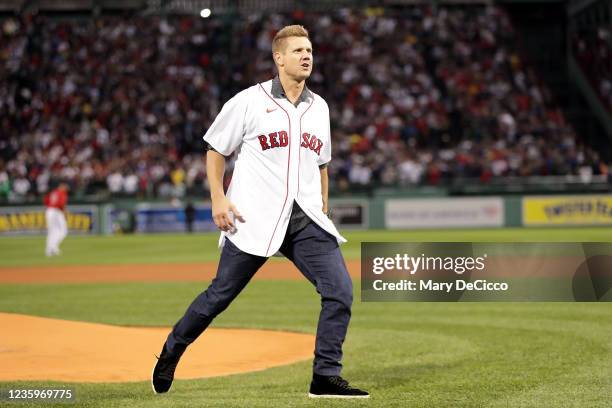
xmin=1 ymin=6 xmax=609 ymax=201
xmin=573 ymin=25 xmax=612 ymax=114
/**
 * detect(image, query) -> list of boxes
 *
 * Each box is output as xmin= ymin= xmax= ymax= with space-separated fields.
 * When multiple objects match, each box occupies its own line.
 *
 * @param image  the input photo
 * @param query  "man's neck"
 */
xmin=278 ymin=73 xmax=305 ymax=105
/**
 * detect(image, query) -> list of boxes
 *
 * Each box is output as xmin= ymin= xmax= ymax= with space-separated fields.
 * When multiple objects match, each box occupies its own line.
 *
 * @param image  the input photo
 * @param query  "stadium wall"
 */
xmin=2 ymin=194 xmax=612 ymax=236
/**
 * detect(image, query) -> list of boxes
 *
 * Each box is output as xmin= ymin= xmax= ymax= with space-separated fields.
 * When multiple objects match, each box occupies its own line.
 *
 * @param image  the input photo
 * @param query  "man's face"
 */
xmin=275 ymin=36 xmax=313 ymax=81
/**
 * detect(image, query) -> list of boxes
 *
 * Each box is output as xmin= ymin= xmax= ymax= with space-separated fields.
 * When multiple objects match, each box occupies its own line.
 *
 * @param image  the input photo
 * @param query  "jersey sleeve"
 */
xmin=203 ymin=89 xmax=250 ymax=156
xmin=58 ymin=191 xmax=67 ymax=209
xmin=317 ymin=102 xmax=332 ymax=167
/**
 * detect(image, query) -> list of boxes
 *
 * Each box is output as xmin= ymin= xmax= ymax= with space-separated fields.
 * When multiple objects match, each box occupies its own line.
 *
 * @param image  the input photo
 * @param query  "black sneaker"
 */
xmin=308 ymin=374 xmax=369 ymax=398
xmin=151 ymin=343 xmax=182 ymax=394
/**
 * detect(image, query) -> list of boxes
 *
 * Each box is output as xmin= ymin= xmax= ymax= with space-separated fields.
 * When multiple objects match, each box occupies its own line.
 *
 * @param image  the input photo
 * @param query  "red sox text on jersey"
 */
xmin=258 ymin=131 xmax=323 ymax=155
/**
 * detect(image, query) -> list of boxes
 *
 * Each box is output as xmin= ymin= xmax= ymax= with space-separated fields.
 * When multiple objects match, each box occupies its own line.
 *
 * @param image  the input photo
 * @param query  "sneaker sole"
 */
xmin=308 ymin=393 xmax=370 ymax=399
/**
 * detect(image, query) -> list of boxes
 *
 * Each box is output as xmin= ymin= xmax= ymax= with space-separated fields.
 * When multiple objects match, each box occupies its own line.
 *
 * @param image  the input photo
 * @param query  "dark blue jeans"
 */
xmin=165 ymin=221 xmax=353 ymax=376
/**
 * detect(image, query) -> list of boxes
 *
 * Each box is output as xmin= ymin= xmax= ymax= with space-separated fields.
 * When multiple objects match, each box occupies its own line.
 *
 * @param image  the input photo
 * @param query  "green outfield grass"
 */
xmin=2 ymin=227 xmax=612 ymax=266
xmin=1 ymin=228 xmax=611 ymax=407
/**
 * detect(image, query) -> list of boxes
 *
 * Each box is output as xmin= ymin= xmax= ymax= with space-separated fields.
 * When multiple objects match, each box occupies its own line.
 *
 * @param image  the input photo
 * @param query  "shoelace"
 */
xmin=156 ymin=354 xmax=179 ymax=380
xmin=328 ymin=376 xmax=351 ymax=390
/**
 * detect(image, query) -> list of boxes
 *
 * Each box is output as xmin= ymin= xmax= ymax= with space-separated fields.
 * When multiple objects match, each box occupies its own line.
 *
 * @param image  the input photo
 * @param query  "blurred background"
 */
xmin=0 ymin=0 xmax=610 ymax=235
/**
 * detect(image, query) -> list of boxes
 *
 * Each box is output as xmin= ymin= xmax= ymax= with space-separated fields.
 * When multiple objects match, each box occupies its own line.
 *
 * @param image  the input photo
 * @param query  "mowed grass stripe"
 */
xmin=2 ymin=227 xmax=612 ymax=267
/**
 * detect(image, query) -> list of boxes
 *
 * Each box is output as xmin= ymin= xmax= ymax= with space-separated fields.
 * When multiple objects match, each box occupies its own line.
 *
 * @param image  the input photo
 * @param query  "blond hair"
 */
xmin=272 ymin=25 xmax=309 ymax=54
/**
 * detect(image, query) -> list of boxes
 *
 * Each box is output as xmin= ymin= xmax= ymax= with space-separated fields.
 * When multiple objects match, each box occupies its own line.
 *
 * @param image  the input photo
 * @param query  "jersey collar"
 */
xmin=271 ymin=76 xmax=313 ymax=107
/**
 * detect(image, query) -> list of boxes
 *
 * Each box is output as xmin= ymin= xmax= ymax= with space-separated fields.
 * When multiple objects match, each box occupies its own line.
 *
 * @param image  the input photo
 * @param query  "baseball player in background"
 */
xmin=44 ymin=183 xmax=69 ymax=257
xmin=152 ymin=25 xmax=369 ymax=398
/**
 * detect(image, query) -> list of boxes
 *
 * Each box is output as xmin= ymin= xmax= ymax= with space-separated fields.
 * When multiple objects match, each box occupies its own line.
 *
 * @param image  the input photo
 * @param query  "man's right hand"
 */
xmin=212 ymin=197 xmax=245 ymax=232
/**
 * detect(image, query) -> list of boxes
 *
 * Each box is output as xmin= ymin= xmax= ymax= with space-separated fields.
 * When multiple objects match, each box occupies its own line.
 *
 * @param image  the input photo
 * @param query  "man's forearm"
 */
xmin=320 ymin=167 xmax=329 ymax=213
xmin=206 ymin=150 xmax=226 ymax=200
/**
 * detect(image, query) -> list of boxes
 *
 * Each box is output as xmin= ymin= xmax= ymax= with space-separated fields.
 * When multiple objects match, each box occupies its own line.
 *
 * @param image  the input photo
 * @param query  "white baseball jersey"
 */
xmin=203 ymin=77 xmax=346 ymax=257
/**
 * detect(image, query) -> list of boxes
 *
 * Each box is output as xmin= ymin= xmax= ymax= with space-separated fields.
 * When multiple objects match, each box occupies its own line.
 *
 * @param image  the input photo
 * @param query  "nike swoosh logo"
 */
xmin=266 ymin=108 xmax=277 ymax=113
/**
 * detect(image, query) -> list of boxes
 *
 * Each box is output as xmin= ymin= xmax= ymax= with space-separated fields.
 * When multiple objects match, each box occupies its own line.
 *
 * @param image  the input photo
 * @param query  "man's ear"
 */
xmin=273 ymin=51 xmax=283 ymax=67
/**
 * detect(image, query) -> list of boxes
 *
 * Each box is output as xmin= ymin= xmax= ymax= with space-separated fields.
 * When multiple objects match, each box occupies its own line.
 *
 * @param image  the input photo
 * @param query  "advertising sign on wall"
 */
xmin=0 ymin=206 xmax=98 ymax=235
xmin=385 ymin=198 xmax=504 ymax=229
xmin=523 ymin=195 xmax=612 ymax=226
xmin=135 ymin=203 xmax=216 ymax=233
xmin=329 ymin=200 xmax=368 ymax=229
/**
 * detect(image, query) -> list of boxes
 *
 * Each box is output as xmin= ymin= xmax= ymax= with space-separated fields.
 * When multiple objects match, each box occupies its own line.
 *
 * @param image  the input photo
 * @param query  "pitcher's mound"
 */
xmin=0 ymin=313 xmax=314 ymax=383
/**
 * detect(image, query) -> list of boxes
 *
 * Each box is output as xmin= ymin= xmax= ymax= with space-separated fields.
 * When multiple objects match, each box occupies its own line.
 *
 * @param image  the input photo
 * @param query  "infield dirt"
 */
xmin=0 ymin=260 xmax=361 ymax=283
xmin=0 ymin=312 xmax=315 ymax=383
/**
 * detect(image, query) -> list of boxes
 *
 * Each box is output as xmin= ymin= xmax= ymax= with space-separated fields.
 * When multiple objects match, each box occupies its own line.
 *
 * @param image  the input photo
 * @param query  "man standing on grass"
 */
xmin=152 ymin=25 xmax=368 ymax=398
xmin=44 ymin=183 xmax=69 ymax=257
